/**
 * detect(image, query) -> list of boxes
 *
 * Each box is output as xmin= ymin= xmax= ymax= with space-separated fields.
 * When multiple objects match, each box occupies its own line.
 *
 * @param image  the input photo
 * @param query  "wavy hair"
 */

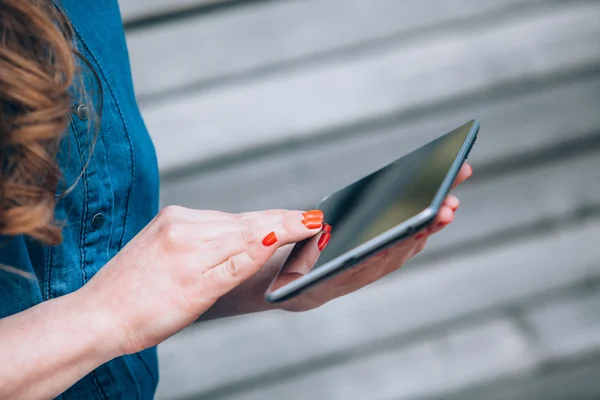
xmin=0 ymin=0 xmax=96 ymax=246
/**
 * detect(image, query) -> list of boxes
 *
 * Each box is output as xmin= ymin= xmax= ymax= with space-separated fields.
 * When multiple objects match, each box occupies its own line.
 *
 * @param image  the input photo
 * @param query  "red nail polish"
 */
xmin=262 ymin=232 xmax=277 ymax=247
xmin=322 ymin=223 xmax=332 ymax=233
xmin=302 ymin=210 xmax=324 ymax=220
xmin=318 ymin=233 xmax=331 ymax=251
xmin=302 ymin=218 xmax=323 ymax=230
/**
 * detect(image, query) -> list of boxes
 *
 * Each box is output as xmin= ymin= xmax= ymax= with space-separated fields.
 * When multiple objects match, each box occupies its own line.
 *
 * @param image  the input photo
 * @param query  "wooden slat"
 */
xmin=438 ymin=289 xmax=600 ymax=400
xmin=220 ymin=289 xmax=600 ymax=400
xmin=524 ymin=289 xmax=600 ymax=362
xmin=445 ymin=359 xmax=600 ymax=400
xmin=421 ymin=147 xmax=600 ymax=257
xmin=126 ymin=0 xmax=535 ymax=97
xmin=155 ymin=165 xmax=600 ymax=399
xmin=222 ymin=318 xmax=538 ymax=400
xmin=119 ymin=0 xmax=228 ymax=22
xmin=160 ymin=76 xmax=600 ymax=213
xmin=140 ymin=2 xmax=600 ymax=174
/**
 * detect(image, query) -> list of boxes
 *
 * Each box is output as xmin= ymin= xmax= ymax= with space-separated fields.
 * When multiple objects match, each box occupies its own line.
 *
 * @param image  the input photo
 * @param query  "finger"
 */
xmin=158 ymin=206 xmax=233 ymax=224
xmin=159 ymin=206 xmax=320 ymax=226
xmin=173 ymin=210 xmax=324 ymax=243
xmin=281 ymin=231 xmax=325 ymax=275
xmin=192 ymin=213 xmax=294 ymax=242
xmin=234 ymin=209 xmax=295 ymax=220
xmin=238 ymin=210 xmax=324 ymax=230
xmin=443 ymin=195 xmax=460 ymax=211
xmin=199 ymin=217 xmax=323 ymax=270
xmin=451 ymin=163 xmax=473 ymax=190
xmin=233 ymin=209 xmax=324 ymax=233
xmin=430 ymin=206 xmax=455 ymax=234
xmin=199 ymin=231 xmax=282 ymax=300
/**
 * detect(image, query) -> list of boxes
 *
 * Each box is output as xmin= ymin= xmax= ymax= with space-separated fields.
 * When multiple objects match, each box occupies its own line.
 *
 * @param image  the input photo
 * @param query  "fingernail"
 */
xmin=302 ymin=218 xmax=323 ymax=230
xmin=303 ymin=210 xmax=324 ymax=220
xmin=318 ymin=233 xmax=331 ymax=251
xmin=322 ymin=223 xmax=332 ymax=233
xmin=262 ymin=232 xmax=277 ymax=247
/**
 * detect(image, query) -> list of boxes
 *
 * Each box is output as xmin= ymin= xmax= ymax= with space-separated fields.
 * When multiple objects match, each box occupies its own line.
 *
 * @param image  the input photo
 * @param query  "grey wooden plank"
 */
xmin=437 ymin=289 xmax=600 ymax=400
xmin=141 ymin=2 xmax=600 ymax=173
xmin=155 ymin=215 xmax=600 ymax=399
xmin=224 ymin=289 xmax=600 ymax=400
xmin=226 ymin=319 xmax=536 ymax=400
xmin=422 ymin=147 xmax=600 ymax=257
xmin=524 ymin=289 xmax=600 ymax=362
xmin=126 ymin=0 xmax=535 ymax=97
xmin=160 ymin=76 xmax=600 ymax=213
xmin=443 ymin=359 xmax=600 ymax=400
xmin=119 ymin=0 xmax=229 ymax=22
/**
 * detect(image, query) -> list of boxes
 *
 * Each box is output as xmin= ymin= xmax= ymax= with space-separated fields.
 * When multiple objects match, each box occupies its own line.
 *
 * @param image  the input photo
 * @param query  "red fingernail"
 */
xmin=302 ymin=218 xmax=323 ymax=230
xmin=302 ymin=210 xmax=324 ymax=220
xmin=415 ymin=232 xmax=428 ymax=240
xmin=318 ymin=233 xmax=331 ymax=251
xmin=322 ymin=223 xmax=332 ymax=233
xmin=262 ymin=232 xmax=277 ymax=247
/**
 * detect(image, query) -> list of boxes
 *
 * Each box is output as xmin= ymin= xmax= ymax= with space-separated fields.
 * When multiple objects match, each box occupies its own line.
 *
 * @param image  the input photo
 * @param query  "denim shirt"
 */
xmin=0 ymin=1 xmax=161 ymax=398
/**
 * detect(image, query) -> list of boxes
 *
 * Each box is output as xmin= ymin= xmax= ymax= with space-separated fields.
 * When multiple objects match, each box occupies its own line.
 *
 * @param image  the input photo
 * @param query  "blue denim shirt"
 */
xmin=0 ymin=1 xmax=161 ymax=398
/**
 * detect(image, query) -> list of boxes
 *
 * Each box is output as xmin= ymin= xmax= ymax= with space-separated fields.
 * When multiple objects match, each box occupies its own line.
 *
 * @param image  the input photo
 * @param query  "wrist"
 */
xmin=70 ymin=284 xmax=126 ymax=361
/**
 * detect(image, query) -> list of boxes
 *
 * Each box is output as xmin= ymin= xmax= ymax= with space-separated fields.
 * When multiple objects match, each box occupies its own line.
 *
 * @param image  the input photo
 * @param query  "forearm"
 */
xmin=0 ymin=288 xmax=121 ymax=399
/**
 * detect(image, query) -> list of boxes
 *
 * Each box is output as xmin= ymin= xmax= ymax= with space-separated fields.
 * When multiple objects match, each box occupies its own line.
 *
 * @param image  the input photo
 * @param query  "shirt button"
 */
xmin=75 ymin=104 xmax=89 ymax=121
xmin=91 ymin=213 xmax=105 ymax=230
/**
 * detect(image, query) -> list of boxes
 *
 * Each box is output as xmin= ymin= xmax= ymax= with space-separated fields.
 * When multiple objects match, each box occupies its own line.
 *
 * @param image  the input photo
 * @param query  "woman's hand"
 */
xmin=280 ymin=163 xmax=473 ymax=311
xmin=83 ymin=207 xmax=325 ymax=354
xmin=0 ymin=207 xmax=324 ymax=400
xmin=205 ymin=163 xmax=473 ymax=316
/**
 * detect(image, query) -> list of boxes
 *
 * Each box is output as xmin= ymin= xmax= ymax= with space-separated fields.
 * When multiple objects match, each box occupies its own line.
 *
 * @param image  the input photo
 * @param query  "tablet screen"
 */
xmin=267 ymin=120 xmax=475 ymax=296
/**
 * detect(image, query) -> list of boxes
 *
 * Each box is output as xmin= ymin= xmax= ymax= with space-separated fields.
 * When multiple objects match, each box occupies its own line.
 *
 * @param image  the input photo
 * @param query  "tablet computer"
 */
xmin=265 ymin=120 xmax=479 ymax=303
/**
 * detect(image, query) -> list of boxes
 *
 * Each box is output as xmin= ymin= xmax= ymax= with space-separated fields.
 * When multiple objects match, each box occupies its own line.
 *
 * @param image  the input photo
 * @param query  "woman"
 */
xmin=0 ymin=1 xmax=472 ymax=399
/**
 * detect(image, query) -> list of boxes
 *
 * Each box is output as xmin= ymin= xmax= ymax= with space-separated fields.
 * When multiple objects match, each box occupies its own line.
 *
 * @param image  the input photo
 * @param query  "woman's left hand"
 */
xmin=199 ymin=163 xmax=472 ymax=319
xmin=276 ymin=162 xmax=473 ymax=311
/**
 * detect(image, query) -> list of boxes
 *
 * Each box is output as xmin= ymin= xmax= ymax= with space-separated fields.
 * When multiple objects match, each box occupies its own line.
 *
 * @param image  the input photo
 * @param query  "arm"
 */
xmin=0 ymin=207 xmax=322 ymax=399
xmin=0 ymin=288 xmax=119 ymax=400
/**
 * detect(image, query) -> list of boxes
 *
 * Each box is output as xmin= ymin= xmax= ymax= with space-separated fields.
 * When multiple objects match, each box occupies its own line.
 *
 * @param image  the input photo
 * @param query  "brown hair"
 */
xmin=0 ymin=0 xmax=79 ymax=246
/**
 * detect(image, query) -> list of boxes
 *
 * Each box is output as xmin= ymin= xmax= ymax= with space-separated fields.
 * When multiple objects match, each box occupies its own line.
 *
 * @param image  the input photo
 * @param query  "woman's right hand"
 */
xmin=82 ymin=206 xmax=324 ymax=356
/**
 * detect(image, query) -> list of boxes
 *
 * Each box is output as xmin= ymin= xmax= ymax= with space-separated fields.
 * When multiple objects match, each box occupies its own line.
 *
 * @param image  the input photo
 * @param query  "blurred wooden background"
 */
xmin=119 ymin=0 xmax=600 ymax=398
